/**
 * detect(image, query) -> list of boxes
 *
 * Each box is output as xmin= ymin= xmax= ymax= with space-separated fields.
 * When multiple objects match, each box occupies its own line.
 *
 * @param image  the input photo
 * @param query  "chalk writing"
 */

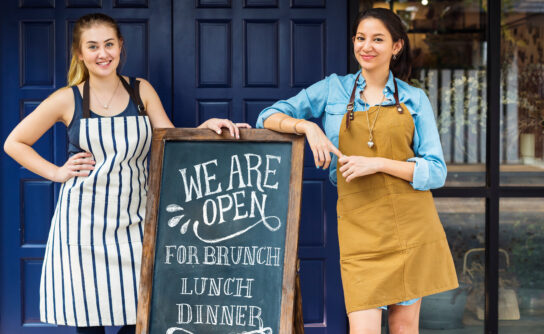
xmin=150 ymin=142 xmax=292 ymax=334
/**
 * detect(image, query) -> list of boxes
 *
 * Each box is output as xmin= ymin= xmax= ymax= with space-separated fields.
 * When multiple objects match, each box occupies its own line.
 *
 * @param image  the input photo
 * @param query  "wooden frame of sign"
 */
xmin=136 ymin=128 xmax=305 ymax=334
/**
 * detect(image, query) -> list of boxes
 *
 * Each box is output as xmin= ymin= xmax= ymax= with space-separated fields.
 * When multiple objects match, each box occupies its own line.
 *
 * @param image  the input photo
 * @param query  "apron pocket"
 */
xmin=337 ymin=196 xmax=403 ymax=258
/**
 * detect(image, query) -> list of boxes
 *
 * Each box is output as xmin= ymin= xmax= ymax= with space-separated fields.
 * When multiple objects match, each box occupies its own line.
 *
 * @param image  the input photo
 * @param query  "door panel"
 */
xmin=0 ymin=1 xmax=171 ymax=333
xmin=173 ymin=1 xmax=348 ymax=332
xmin=1 ymin=1 xmax=349 ymax=333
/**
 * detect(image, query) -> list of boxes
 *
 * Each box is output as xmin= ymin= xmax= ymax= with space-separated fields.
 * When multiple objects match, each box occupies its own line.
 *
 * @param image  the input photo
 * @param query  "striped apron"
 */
xmin=39 ymin=104 xmax=151 ymax=326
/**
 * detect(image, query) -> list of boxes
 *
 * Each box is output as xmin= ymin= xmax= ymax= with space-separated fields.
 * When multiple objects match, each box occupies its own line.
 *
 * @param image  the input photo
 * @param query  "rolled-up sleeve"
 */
xmin=408 ymin=89 xmax=447 ymax=190
xmin=256 ymin=76 xmax=330 ymax=128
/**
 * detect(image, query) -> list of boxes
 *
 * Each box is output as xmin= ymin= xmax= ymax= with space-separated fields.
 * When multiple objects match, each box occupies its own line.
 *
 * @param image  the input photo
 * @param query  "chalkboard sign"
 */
xmin=136 ymin=129 xmax=305 ymax=334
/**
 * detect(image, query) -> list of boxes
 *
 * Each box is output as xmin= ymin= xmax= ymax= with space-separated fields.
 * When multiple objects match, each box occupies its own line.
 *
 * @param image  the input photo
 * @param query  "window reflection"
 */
xmin=420 ymin=198 xmax=485 ymax=332
xmin=500 ymin=2 xmax=544 ymax=186
xmin=500 ymin=198 xmax=544 ymax=330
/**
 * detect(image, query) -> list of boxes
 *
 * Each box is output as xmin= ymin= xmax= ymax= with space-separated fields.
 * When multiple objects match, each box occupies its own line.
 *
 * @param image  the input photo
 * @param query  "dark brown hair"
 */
xmin=352 ymin=8 xmax=412 ymax=81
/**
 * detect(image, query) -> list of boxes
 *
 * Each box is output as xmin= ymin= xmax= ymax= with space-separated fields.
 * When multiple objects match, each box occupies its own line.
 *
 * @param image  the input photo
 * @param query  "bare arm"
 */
xmin=263 ymin=113 xmax=342 ymax=169
xmin=138 ymin=78 xmax=175 ymax=129
xmin=338 ymin=155 xmax=415 ymax=183
xmin=3 ymin=87 xmax=95 ymax=182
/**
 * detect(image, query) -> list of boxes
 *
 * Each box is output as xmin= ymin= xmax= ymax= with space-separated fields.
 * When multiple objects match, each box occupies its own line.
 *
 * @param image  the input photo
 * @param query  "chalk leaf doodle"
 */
xmin=165 ymin=203 xmax=281 ymax=244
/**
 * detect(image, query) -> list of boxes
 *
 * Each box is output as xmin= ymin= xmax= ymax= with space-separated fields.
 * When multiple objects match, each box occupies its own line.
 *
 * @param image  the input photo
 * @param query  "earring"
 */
xmin=393 ymin=54 xmax=397 ymax=60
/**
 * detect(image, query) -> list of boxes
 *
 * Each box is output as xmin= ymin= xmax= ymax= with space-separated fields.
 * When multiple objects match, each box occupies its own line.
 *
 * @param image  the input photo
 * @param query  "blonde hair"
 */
xmin=67 ymin=13 xmax=124 ymax=87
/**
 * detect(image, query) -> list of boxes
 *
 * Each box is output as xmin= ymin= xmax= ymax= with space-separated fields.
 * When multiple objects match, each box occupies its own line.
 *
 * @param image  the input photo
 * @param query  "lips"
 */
xmin=361 ymin=55 xmax=376 ymax=61
xmin=96 ymin=60 xmax=112 ymax=67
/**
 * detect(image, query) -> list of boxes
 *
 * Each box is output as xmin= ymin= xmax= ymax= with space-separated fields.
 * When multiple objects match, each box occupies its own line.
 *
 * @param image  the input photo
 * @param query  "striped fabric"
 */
xmin=40 ymin=115 xmax=151 ymax=326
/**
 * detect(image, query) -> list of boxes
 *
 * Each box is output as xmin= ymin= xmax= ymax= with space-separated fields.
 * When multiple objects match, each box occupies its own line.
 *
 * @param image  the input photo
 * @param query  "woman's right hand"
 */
xmin=53 ymin=152 xmax=95 ymax=183
xmin=300 ymin=121 xmax=343 ymax=169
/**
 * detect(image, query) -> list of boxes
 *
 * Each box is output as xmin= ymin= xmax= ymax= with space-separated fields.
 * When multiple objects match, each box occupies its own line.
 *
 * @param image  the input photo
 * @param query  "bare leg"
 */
xmin=348 ymin=308 xmax=382 ymax=334
xmin=387 ymin=299 xmax=422 ymax=334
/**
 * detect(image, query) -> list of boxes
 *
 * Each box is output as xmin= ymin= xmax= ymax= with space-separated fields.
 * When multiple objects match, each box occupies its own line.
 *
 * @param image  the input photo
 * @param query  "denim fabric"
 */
xmin=378 ymin=297 xmax=421 ymax=310
xmin=256 ymin=70 xmax=447 ymax=191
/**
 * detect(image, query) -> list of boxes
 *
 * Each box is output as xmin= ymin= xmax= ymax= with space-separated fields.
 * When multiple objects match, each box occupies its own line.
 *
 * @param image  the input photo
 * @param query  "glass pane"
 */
xmin=367 ymin=1 xmax=488 ymax=186
xmin=420 ymin=198 xmax=485 ymax=333
xmin=500 ymin=198 xmax=544 ymax=332
xmin=500 ymin=2 xmax=544 ymax=186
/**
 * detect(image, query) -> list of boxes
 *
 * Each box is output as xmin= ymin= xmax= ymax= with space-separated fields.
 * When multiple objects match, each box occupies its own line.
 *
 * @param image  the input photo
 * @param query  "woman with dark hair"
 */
xmin=4 ymin=13 xmax=249 ymax=334
xmin=257 ymin=8 xmax=458 ymax=334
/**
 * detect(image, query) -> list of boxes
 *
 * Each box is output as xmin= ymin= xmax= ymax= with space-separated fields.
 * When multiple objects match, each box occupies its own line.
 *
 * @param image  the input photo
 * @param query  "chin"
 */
xmin=92 ymin=67 xmax=118 ymax=78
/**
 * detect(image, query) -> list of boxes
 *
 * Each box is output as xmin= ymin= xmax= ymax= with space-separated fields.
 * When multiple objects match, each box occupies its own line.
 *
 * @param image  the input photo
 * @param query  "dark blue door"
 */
xmin=172 ymin=1 xmax=348 ymax=333
xmin=0 ymin=1 xmax=171 ymax=333
xmin=1 ymin=0 xmax=349 ymax=333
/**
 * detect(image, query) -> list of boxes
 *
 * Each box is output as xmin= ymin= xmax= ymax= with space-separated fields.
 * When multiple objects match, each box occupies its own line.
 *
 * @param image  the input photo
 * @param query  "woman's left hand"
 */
xmin=338 ymin=155 xmax=383 ymax=182
xmin=199 ymin=118 xmax=252 ymax=139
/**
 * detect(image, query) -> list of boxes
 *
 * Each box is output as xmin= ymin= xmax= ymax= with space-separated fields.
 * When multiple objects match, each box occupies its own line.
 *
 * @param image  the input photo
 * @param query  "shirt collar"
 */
xmin=355 ymin=70 xmax=396 ymax=104
xmin=356 ymin=70 xmax=396 ymax=92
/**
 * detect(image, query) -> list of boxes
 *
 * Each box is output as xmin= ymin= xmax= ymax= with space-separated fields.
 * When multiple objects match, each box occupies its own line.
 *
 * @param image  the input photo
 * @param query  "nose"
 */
xmin=362 ymin=40 xmax=372 ymax=52
xmin=97 ymin=46 xmax=107 ymax=58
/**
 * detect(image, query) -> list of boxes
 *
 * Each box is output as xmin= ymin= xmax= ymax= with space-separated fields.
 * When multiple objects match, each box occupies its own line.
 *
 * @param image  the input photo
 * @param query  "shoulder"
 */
xmin=32 ymin=86 xmax=75 ymax=125
xmin=396 ymin=78 xmax=428 ymax=115
xmin=133 ymin=77 xmax=157 ymax=97
xmin=134 ymin=77 xmax=153 ymax=89
xmin=310 ymin=72 xmax=356 ymax=88
xmin=45 ymin=86 xmax=75 ymax=113
xmin=50 ymin=86 xmax=75 ymax=103
xmin=314 ymin=72 xmax=356 ymax=102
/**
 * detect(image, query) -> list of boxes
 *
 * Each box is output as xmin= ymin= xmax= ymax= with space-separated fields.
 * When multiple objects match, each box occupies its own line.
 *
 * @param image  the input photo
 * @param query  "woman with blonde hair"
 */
xmin=4 ymin=13 xmax=249 ymax=334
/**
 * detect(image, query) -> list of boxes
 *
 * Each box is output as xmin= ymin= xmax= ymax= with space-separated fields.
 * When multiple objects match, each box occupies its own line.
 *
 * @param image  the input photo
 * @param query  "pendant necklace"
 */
xmin=361 ymin=91 xmax=386 ymax=148
xmin=91 ymin=78 xmax=120 ymax=110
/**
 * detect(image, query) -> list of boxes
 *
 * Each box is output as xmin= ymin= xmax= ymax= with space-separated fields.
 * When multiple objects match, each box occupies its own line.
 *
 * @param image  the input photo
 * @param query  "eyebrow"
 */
xmin=356 ymin=32 xmax=386 ymax=37
xmin=85 ymin=38 xmax=115 ymax=44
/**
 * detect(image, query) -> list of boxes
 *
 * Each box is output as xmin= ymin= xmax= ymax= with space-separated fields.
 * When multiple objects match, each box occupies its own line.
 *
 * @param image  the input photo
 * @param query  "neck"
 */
xmin=361 ymin=66 xmax=389 ymax=90
xmin=88 ymin=73 xmax=120 ymax=92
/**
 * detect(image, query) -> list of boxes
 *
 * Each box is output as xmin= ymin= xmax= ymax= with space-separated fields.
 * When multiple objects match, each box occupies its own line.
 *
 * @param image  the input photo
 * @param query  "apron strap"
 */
xmin=346 ymin=73 xmax=360 ymax=129
xmin=82 ymin=80 xmax=91 ymax=119
xmin=393 ymin=78 xmax=403 ymax=114
xmin=119 ymin=75 xmax=147 ymax=116
xmin=345 ymin=73 xmax=403 ymax=128
xmin=82 ymin=76 xmax=147 ymax=119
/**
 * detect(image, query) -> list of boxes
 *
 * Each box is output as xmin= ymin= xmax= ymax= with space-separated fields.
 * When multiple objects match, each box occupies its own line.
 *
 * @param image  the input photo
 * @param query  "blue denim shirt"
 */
xmin=256 ymin=70 xmax=447 ymax=191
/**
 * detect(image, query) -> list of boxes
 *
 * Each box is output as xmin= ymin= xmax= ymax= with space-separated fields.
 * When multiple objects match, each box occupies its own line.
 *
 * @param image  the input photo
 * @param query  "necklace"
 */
xmin=91 ymin=78 xmax=120 ymax=109
xmin=361 ymin=91 xmax=386 ymax=148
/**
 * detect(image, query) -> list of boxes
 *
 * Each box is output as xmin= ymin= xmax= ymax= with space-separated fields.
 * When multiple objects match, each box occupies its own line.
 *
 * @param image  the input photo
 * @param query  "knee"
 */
xmin=388 ymin=318 xmax=419 ymax=334
xmin=349 ymin=323 xmax=381 ymax=334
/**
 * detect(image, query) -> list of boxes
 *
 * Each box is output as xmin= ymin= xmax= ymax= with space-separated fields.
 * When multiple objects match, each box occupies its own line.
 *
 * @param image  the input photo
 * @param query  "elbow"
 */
xmin=3 ymin=137 xmax=14 ymax=158
xmin=410 ymin=157 xmax=447 ymax=190
xmin=428 ymin=161 xmax=447 ymax=189
xmin=437 ymin=166 xmax=447 ymax=188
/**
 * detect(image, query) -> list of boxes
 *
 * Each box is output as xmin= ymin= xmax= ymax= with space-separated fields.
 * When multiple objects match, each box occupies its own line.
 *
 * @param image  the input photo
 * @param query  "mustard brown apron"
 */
xmin=336 ymin=76 xmax=458 ymax=313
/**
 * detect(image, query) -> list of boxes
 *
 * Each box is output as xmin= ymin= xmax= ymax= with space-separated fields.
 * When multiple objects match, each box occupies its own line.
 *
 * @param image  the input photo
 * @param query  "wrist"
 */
xmin=298 ymin=120 xmax=314 ymax=134
xmin=49 ymin=165 xmax=61 ymax=183
xmin=198 ymin=119 xmax=210 ymax=129
xmin=375 ymin=157 xmax=386 ymax=173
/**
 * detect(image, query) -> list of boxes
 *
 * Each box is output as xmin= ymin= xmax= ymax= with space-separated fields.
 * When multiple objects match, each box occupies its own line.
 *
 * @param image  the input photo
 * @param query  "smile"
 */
xmin=361 ymin=55 xmax=376 ymax=61
xmin=96 ymin=60 xmax=112 ymax=66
